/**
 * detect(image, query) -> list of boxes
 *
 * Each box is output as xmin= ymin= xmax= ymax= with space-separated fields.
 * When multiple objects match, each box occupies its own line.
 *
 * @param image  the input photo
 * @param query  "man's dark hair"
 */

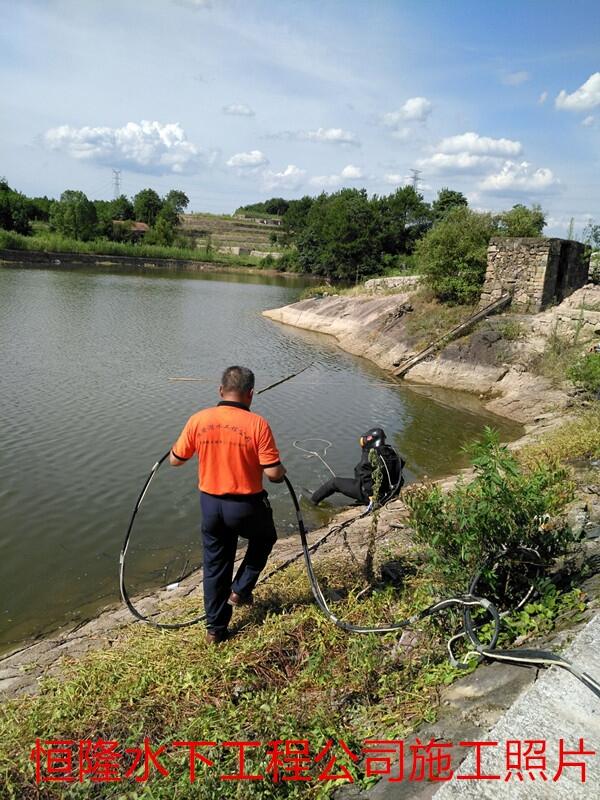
xmin=221 ymin=365 xmax=255 ymax=394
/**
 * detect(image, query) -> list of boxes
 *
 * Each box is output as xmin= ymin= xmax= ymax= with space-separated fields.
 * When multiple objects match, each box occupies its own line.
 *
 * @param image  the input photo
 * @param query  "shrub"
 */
xmin=415 ymin=207 xmax=497 ymax=304
xmin=497 ymin=319 xmax=524 ymax=341
xmin=497 ymin=203 xmax=546 ymax=237
xmin=405 ymin=428 xmax=575 ymax=601
xmin=567 ymin=353 xmax=600 ymax=395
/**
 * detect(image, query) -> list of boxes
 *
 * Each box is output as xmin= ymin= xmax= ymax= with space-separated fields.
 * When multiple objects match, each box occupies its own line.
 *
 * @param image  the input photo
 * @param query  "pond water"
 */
xmin=0 ymin=264 xmax=522 ymax=651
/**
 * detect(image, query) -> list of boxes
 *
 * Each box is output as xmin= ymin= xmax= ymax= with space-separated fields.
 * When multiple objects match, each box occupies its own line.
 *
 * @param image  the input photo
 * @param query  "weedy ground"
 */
xmin=1 ymin=408 xmax=598 ymax=799
xmin=0 ymin=538 xmax=587 ymax=799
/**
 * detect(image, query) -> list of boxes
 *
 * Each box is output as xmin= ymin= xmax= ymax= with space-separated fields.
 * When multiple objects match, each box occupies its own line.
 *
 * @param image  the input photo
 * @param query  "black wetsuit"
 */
xmin=311 ymin=445 xmax=404 ymax=505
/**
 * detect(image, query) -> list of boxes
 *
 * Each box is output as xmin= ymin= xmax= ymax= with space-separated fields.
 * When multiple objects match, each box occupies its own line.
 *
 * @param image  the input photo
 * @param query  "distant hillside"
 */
xmin=179 ymin=212 xmax=283 ymax=257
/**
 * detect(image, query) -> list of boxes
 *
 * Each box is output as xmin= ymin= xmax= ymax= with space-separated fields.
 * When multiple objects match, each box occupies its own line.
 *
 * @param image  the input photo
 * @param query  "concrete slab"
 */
xmin=433 ymin=612 xmax=600 ymax=799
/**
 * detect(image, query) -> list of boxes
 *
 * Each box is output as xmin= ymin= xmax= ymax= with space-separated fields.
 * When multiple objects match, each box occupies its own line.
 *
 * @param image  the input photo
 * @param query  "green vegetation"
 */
xmin=530 ymin=315 xmax=592 ymax=387
xmin=497 ymin=319 xmax=524 ymax=341
xmin=403 ymin=288 xmax=476 ymax=348
xmin=497 ymin=203 xmax=546 ymax=237
xmin=2 ymin=177 xmax=553 ymax=291
xmin=1 ymin=179 xmax=193 ymax=253
xmin=0 ymin=229 xmax=262 ymax=267
xmin=415 ymin=207 xmax=499 ymax=305
xmin=235 ymin=190 xmax=547 ymax=294
xmin=0 ymin=178 xmax=35 ymax=235
xmin=568 ymin=353 xmax=600 ymax=395
xmin=430 ymin=187 xmax=468 ymax=223
xmin=49 ymin=190 xmax=98 ymax=241
xmin=237 ymin=197 xmax=289 ymax=217
xmin=405 ymin=428 xmax=576 ymax=599
xmin=520 ymin=405 xmax=600 ymax=466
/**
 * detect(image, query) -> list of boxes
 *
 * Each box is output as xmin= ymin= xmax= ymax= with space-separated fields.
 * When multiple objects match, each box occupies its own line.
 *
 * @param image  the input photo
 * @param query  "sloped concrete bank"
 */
xmin=0 ymin=247 xmax=304 ymax=278
xmin=263 ymin=284 xmax=600 ymax=424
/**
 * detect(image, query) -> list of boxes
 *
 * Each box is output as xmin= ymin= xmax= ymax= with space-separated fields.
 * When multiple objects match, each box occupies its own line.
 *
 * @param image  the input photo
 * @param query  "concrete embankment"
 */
xmin=0 ymin=247 xmax=294 ymax=277
xmin=264 ymin=284 xmax=600 ymax=424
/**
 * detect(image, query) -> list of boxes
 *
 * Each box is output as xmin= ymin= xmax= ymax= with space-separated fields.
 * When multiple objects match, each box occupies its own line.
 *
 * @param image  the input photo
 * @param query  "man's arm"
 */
xmin=264 ymin=463 xmax=286 ymax=483
xmin=169 ymin=450 xmax=188 ymax=467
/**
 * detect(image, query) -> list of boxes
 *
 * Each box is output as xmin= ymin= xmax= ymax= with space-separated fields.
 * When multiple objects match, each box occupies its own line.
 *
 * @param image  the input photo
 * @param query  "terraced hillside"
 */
xmin=179 ymin=212 xmax=283 ymax=256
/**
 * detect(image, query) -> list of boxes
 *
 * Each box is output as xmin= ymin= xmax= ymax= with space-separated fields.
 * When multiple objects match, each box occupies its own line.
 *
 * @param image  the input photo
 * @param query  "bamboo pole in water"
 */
xmin=168 ymin=364 xmax=313 ymax=392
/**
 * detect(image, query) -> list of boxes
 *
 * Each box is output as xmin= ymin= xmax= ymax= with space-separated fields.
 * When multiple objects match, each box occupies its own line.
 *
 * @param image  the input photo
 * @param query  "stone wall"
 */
xmin=479 ymin=237 xmax=589 ymax=313
xmin=364 ymin=275 xmax=421 ymax=292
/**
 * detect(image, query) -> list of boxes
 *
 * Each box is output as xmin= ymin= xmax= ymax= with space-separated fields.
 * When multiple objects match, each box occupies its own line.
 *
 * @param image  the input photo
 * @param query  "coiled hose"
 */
xmin=119 ymin=454 xmax=600 ymax=699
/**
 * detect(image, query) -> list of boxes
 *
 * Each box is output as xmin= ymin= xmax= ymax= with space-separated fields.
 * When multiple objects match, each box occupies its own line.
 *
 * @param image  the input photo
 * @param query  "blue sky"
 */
xmin=1 ymin=0 xmax=599 ymax=234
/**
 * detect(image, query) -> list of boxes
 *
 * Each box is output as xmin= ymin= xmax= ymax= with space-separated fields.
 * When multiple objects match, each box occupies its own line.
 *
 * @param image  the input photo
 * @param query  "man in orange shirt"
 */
xmin=170 ymin=366 xmax=286 ymax=644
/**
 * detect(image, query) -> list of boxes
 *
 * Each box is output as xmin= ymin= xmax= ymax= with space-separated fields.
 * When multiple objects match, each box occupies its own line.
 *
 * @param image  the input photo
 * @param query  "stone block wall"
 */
xmin=479 ymin=237 xmax=589 ymax=313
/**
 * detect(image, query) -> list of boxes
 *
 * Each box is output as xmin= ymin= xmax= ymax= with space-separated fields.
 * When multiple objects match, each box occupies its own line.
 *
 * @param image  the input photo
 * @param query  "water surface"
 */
xmin=0 ymin=265 xmax=522 ymax=650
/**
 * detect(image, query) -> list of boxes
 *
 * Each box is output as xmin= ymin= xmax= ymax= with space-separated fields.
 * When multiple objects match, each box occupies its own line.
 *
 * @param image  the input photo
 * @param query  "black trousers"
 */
xmin=311 ymin=477 xmax=368 ymax=506
xmin=200 ymin=491 xmax=277 ymax=633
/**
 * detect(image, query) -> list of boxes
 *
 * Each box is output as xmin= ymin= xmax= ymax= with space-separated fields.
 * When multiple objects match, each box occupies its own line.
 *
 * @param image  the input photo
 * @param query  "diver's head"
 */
xmin=359 ymin=427 xmax=386 ymax=450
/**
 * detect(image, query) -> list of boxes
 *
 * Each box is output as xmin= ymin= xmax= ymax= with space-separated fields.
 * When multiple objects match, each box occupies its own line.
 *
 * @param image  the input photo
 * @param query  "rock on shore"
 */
xmin=264 ymin=284 xmax=600 ymax=424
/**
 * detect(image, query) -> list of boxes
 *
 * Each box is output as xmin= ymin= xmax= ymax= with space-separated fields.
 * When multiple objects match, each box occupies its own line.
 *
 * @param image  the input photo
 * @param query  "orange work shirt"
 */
xmin=171 ymin=401 xmax=281 ymax=495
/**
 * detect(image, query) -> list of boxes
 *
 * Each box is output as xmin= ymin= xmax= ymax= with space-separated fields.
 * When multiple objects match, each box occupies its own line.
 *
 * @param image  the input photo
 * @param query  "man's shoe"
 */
xmin=206 ymin=629 xmax=229 ymax=645
xmin=228 ymin=591 xmax=253 ymax=607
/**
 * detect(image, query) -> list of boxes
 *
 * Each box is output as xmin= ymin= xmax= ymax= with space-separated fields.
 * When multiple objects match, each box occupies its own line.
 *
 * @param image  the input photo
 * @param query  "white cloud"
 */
xmin=582 ymin=115 xmax=596 ymax=127
xmin=555 ymin=72 xmax=600 ymax=112
xmin=305 ymin=127 xmax=359 ymax=145
xmin=383 ymin=173 xmax=408 ymax=185
xmin=44 ymin=120 xmax=211 ymax=174
xmin=222 ymin=103 xmax=255 ymax=117
xmin=435 ymin=131 xmax=522 ymax=157
xmin=538 ymin=91 xmax=548 ymax=105
xmin=268 ymin=127 xmax=359 ymax=146
xmin=479 ymin=161 xmax=560 ymax=193
xmin=309 ymin=174 xmax=342 ymax=188
xmin=419 ymin=152 xmax=500 ymax=173
xmin=383 ymin=97 xmax=432 ymax=127
xmin=502 ymin=70 xmax=531 ymax=86
xmin=310 ymin=163 xmax=364 ymax=187
xmin=340 ymin=164 xmax=363 ymax=179
xmin=262 ymin=164 xmax=306 ymax=190
xmin=226 ymin=149 xmax=268 ymax=168
xmin=418 ymin=132 xmax=522 ymax=174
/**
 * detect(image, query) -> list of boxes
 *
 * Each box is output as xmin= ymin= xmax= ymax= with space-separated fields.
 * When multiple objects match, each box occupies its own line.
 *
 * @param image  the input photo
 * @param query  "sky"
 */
xmin=1 ymin=0 xmax=599 ymax=235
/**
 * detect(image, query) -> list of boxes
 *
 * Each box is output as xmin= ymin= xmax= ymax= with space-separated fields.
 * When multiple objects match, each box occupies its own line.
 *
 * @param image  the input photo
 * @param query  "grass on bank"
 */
xmin=0 ymin=551 xmax=585 ymax=800
xmin=1 ymin=420 xmax=594 ymax=799
xmin=519 ymin=405 xmax=600 ymax=466
xmin=0 ymin=229 xmax=266 ymax=269
xmin=296 ymin=285 xmax=484 ymax=349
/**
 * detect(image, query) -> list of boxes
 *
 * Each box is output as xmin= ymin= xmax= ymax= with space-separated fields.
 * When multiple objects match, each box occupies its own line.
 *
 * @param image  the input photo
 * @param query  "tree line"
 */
xmin=0 ymin=179 xmax=189 ymax=246
xmin=243 ymin=188 xmax=547 ymax=302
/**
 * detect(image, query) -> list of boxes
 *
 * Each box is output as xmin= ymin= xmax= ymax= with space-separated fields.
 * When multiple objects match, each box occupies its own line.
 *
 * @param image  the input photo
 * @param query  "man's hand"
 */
xmin=264 ymin=464 xmax=286 ymax=483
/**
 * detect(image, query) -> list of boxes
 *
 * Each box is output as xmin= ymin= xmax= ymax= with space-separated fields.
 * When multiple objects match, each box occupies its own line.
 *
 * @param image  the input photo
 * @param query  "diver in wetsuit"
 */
xmin=310 ymin=427 xmax=404 ymax=506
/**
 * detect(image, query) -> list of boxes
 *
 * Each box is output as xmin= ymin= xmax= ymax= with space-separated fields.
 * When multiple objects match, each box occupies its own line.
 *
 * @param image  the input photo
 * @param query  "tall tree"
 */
xmin=133 ymin=189 xmax=163 ymax=226
xmin=376 ymin=186 xmax=432 ymax=254
xmin=49 ymin=190 xmax=98 ymax=240
xmin=164 ymin=190 xmax=189 ymax=214
xmin=431 ymin=188 xmax=468 ymax=222
xmin=111 ymin=194 xmax=134 ymax=220
xmin=296 ymin=189 xmax=382 ymax=281
xmin=497 ymin=204 xmax=546 ymax=237
xmin=0 ymin=179 xmax=34 ymax=234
